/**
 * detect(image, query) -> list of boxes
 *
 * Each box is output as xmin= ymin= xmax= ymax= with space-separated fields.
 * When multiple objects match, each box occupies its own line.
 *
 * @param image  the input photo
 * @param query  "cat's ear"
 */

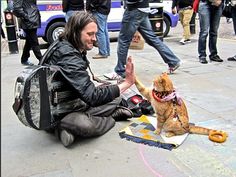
xmin=162 ymin=72 xmax=168 ymax=76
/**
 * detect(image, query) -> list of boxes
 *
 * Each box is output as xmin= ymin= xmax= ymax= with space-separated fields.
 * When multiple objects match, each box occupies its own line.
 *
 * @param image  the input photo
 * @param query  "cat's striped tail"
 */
xmin=189 ymin=125 xmax=211 ymax=135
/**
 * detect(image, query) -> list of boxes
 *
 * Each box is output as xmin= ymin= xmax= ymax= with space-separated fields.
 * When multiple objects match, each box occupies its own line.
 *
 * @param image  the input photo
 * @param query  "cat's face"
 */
xmin=152 ymin=72 xmax=174 ymax=92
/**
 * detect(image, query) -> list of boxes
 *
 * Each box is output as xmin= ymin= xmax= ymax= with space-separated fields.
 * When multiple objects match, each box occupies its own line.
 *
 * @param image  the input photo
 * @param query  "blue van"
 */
xmin=20 ymin=0 xmax=178 ymax=44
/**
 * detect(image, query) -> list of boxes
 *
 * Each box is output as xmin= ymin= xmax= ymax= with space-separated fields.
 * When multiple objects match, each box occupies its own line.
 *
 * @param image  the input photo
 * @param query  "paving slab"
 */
xmin=1 ymin=18 xmax=236 ymax=177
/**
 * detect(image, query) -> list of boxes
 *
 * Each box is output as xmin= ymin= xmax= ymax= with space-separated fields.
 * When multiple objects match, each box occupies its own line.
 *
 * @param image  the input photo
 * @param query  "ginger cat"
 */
xmin=135 ymin=72 xmax=214 ymax=137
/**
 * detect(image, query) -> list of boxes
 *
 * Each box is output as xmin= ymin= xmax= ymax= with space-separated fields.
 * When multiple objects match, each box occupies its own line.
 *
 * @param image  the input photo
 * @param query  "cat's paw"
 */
xmin=154 ymin=129 xmax=161 ymax=135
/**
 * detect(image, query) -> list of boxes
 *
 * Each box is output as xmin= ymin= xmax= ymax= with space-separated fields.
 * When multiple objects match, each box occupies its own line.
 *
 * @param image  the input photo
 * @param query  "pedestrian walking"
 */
xmin=231 ymin=0 xmax=236 ymax=37
xmin=104 ymin=0 xmax=181 ymax=80
xmin=86 ymin=0 xmax=111 ymax=59
xmin=13 ymin=0 xmax=42 ymax=65
xmin=197 ymin=0 xmax=223 ymax=64
xmin=172 ymin=0 xmax=194 ymax=45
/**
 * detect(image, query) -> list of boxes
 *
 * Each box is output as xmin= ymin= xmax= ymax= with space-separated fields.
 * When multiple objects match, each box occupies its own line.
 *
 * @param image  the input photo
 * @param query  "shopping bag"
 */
xmin=129 ymin=31 xmax=145 ymax=50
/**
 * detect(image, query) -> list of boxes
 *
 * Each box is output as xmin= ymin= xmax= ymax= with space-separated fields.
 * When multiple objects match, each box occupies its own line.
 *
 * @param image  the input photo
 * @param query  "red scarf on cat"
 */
xmin=152 ymin=90 xmax=182 ymax=105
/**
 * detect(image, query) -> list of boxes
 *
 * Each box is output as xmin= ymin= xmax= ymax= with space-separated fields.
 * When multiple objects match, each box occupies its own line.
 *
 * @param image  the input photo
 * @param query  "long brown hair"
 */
xmin=59 ymin=11 xmax=97 ymax=49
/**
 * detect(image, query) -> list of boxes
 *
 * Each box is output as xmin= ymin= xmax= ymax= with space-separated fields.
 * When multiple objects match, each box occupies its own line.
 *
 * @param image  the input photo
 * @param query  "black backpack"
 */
xmin=126 ymin=94 xmax=154 ymax=117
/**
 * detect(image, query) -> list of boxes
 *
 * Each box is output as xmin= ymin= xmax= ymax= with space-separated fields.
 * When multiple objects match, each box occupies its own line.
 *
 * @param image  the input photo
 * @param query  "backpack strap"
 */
xmin=39 ymin=40 xmax=60 ymax=65
xmin=38 ymin=67 xmax=52 ymax=128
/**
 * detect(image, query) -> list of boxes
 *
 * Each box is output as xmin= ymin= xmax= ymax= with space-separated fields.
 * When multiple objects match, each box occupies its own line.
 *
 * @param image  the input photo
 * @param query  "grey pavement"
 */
xmin=1 ymin=18 xmax=236 ymax=177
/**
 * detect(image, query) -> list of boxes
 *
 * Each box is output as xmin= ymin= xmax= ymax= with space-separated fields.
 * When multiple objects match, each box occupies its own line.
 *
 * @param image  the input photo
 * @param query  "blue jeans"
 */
xmin=65 ymin=10 xmax=83 ymax=22
xmin=198 ymin=2 xmax=223 ymax=59
xmin=93 ymin=12 xmax=110 ymax=56
xmin=115 ymin=9 xmax=180 ymax=77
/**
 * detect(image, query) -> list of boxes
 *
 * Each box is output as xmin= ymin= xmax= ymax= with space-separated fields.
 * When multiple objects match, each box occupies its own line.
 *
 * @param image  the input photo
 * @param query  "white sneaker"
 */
xmin=184 ymin=39 xmax=191 ymax=43
xmin=103 ymin=72 xmax=123 ymax=80
xmin=179 ymin=38 xmax=185 ymax=45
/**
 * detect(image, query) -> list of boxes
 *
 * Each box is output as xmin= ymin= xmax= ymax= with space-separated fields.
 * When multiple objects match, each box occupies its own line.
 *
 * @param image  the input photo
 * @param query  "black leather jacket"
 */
xmin=62 ymin=0 xmax=84 ymax=12
xmin=86 ymin=0 xmax=111 ymax=15
xmin=125 ymin=0 xmax=149 ymax=10
xmin=44 ymin=40 xmax=120 ymax=107
xmin=13 ymin=0 xmax=41 ymax=29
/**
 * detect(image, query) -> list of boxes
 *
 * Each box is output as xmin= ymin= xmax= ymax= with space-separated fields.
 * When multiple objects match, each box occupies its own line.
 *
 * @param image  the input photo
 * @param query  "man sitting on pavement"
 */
xmin=42 ymin=11 xmax=135 ymax=147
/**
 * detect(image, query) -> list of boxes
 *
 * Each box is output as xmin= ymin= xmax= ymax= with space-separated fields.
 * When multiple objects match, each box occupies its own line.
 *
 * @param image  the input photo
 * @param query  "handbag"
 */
xmin=222 ymin=0 xmax=232 ymax=18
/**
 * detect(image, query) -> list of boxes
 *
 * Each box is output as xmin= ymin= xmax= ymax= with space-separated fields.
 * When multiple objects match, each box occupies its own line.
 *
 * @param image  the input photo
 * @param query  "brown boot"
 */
xmin=111 ymin=106 xmax=133 ymax=121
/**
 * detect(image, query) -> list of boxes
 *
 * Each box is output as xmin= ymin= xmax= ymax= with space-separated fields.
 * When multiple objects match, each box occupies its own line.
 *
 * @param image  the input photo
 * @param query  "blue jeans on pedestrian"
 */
xmin=198 ymin=2 xmax=223 ymax=59
xmin=65 ymin=10 xmax=83 ymax=22
xmin=93 ymin=12 xmax=110 ymax=56
xmin=115 ymin=9 xmax=180 ymax=77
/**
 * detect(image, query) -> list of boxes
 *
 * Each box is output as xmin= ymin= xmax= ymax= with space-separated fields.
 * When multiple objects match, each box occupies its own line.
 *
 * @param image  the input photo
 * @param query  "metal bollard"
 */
xmin=4 ymin=9 xmax=19 ymax=54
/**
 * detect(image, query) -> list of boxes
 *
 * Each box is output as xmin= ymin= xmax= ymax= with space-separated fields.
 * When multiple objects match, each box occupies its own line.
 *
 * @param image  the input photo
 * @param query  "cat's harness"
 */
xmin=152 ymin=89 xmax=188 ymax=131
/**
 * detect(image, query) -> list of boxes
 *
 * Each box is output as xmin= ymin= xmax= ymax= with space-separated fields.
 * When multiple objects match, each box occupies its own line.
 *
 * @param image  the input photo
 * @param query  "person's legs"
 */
xmin=208 ymin=4 xmax=223 ymax=58
xmin=59 ymin=112 xmax=116 ymax=138
xmin=28 ymin=28 xmax=43 ymax=61
xmin=182 ymin=9 xmax=193 ymax=40
xmin=92 ymin=12 xmax=109 ymax=57
xmin=138 ymin=14 xmax=180 ymax=68
xmin=65 ymin=10 xmax=76 ymax=22
xmin=178 ymin=10 xmax=185 ymax=39
xmin=105 ymin=19 xmax=110 ymax=56
xmin=232 ymin=7 xmax=236 ymax=35
xmin=115 ymin=9 xmax=140 ymax=77
xmin=198 ymin=2 xmax=210 ymax=61
xmin=21 ymin=29 xmax=31 ymax=63
xmin=57 ymin=97 xmax=127 ymax=146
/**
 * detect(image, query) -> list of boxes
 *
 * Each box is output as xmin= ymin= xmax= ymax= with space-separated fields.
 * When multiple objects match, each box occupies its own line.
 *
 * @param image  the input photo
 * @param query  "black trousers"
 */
xmin=59 ymin=97 xmax=122 ymax=138
xmin=21 ymin=28 xmax=42 ymax=62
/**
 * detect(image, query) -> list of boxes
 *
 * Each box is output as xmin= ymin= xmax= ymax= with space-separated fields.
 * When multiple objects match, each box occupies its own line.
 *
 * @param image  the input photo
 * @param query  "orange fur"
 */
xmin=135 ymin=72 xmax=214 ymax=137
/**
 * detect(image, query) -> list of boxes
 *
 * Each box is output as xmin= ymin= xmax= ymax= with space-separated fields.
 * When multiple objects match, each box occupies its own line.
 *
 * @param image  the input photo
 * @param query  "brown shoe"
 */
xmin=92 ymin=54 xmax=108 ymax=59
